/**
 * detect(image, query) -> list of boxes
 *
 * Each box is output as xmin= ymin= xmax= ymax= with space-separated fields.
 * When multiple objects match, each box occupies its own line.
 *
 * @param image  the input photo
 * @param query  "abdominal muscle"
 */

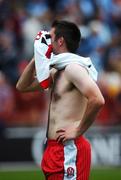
xmin=48 ymin=90 xmax=88 ymax=139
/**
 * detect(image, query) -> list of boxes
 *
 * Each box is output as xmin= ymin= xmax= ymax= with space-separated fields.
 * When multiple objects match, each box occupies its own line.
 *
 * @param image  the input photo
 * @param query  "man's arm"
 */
xmin=16 ymin=58 xmax=42 ymax=92
xmin=66 ymin=64 xmax=105 ymax=135
xmin=56 ymin=64 xmax=105 ymax=142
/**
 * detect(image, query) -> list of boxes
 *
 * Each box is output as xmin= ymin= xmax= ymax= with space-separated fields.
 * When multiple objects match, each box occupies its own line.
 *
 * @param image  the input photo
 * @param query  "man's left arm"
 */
xmin=56 ymin=64 xmax=105 ymax=142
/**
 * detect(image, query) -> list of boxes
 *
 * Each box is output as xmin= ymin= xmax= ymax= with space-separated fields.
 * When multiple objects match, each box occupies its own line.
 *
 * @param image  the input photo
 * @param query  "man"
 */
xmin=16 ymin=20 xmax=105 ymax=180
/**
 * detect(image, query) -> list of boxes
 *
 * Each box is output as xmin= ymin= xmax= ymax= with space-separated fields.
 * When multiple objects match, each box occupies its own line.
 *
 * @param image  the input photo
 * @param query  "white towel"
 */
xmin=34 ymin=32 xmax=98 ymax=89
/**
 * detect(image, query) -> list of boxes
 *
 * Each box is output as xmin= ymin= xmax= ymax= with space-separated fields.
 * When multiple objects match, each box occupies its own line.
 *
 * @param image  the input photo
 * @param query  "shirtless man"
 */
xmin=16 ymin=20 xmax=105 ymax=180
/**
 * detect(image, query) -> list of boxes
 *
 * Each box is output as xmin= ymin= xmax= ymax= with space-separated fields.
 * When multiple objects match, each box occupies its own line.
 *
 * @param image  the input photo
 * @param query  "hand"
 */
xmin=56 ymin=124 xmax=80 ymax=143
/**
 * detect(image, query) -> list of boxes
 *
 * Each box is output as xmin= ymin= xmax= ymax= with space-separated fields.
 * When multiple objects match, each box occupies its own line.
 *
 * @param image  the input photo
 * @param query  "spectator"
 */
xmin=0 ymin=71 xmax=15 ymax=124
xmin=0 ymin=32 xmax=19 ymax=84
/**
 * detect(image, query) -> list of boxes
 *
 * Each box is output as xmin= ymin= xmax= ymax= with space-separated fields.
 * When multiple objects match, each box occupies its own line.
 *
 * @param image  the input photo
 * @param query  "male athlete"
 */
xmin=16 ymin=20 xmax=105 ymax=180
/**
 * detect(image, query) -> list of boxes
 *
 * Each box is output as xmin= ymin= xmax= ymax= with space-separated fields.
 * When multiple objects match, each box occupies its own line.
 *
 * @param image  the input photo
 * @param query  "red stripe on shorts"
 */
xmin=75 ymin=136 xmax=91 ymax=180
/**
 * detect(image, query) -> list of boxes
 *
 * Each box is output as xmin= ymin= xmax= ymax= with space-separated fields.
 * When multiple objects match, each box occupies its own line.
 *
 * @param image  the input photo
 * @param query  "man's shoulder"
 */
xmin=65 ymin=63 xmax=88 ymax=77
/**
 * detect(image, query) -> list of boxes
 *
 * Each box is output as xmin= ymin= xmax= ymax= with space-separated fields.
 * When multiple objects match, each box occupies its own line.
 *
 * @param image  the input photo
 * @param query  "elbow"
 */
xmin=89 ymin=94 xmax=105 ymax=110
xmin=16 ymin=82 xmax=25 ymax=92
xmin=16 ymin=82 xmax=21 ymax=92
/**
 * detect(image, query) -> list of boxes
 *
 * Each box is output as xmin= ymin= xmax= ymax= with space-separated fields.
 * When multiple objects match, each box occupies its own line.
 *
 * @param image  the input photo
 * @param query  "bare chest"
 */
xmin=51 ymin=70 xmax=74 ymax=101
xmin=48 ymin=70 xmax=87 ymax=139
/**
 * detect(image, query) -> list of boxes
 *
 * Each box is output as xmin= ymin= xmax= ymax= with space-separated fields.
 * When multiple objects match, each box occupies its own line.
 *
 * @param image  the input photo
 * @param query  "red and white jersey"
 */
xmin=34 ymin=31 xmax=98 ymax=89
xmin=34 ymin=31 xmax=53 ymax=89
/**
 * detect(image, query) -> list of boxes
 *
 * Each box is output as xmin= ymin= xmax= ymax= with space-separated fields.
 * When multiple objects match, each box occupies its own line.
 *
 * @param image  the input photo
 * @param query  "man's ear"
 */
xmin=58 ymin=37 xmax=64 ymax=46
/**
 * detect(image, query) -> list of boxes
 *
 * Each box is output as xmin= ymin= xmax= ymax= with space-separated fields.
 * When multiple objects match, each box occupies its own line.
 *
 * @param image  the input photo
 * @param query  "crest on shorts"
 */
xmin=67 ymin=167 xmax=74 ymax=177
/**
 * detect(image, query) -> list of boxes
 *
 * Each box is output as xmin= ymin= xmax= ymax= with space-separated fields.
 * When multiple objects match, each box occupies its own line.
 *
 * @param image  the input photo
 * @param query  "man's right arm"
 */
xmin=16 ymin=58 xmax=42 ymax=92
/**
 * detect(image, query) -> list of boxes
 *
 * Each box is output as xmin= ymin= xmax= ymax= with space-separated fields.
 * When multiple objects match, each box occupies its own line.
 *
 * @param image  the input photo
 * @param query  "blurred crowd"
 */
xmin=0 ymin=0 xmax=121 ymax=131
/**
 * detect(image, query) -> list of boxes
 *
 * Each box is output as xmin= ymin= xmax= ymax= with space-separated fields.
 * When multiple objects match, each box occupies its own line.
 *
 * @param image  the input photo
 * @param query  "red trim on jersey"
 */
xmin=40 ymin=77 xmax=51 ymax=89
xmin=35 ymin=31 xmax=42 ymax=40
xmin=45 ymin=45 xmax=53 ymax=59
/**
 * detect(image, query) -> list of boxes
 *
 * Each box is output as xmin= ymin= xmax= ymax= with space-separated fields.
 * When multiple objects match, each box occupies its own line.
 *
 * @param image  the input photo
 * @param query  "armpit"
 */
xmin=50 ymin=68 xmax=57 ymax=82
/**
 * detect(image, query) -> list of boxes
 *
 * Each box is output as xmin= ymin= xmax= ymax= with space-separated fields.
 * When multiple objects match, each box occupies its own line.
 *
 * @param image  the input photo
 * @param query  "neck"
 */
xmin=58 ymin=48 xmax=69 ymax=54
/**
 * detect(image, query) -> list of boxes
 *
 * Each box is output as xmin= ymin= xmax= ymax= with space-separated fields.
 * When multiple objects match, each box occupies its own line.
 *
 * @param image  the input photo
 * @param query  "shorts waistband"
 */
xmin=47 ymin=135 xmax=87 ymax=146
xmin=75 ymin=135 xmax=88 ymax=144
xmin=47 ymin=139 xmax=64 ymax=146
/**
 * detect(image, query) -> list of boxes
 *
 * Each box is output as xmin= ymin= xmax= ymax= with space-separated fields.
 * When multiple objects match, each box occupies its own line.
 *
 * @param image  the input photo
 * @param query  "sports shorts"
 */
xmin=41 ymin=136 xmax=91 ymax=180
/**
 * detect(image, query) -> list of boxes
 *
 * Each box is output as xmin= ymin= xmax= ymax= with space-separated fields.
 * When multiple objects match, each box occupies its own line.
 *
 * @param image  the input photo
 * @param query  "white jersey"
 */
xmin=34 ymin=31 xmax=98 ymax=89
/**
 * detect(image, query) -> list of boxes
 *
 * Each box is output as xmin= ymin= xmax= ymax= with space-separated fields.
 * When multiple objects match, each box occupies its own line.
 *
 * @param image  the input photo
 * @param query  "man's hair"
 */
xmin=51 ymin=20 xmax=81 ymax=53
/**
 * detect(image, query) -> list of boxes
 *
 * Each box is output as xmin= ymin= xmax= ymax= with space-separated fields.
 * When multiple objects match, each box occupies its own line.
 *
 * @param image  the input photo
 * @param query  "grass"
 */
xmin=0 ymin=168 xmax=121 ymax=180
xmin=90 ymin=168 xmax=121 ymax=180
xmin=0 ymin=170 xmax=44 ymax=180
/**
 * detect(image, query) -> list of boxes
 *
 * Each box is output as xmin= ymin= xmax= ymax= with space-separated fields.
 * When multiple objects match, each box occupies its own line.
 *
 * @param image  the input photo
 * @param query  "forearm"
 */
xmin=16 ymin=58 xmax=41 ymax=92
xmin=79 ymin=98 xmax=104 ymax=135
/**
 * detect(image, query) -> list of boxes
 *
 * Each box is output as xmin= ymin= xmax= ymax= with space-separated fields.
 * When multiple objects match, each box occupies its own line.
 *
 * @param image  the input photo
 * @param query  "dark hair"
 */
xmin=51 ymin=20 xmax=81 ymax=53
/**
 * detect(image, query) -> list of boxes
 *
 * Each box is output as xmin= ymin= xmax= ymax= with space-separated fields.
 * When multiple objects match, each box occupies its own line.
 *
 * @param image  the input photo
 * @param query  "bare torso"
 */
xmin=48 ymin=69 xmax=88 ymax=139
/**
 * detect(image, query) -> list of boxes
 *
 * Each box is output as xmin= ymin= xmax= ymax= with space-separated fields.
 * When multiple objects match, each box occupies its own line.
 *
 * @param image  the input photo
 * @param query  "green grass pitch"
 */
xmin=0 ymin=168 xmax=121 ymax=180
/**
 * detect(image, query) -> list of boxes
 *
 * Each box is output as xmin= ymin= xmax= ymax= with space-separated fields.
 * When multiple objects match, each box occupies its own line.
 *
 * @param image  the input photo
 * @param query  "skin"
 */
xmin=16 ymin=27 xmax=105 ymax=143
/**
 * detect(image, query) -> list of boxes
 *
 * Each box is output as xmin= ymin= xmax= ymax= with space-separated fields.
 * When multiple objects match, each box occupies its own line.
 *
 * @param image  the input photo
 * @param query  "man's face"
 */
xmin=50 ymin=27 xmax=56 ymax=44
xmin=50 ymin=27 xmax=60 ymax=54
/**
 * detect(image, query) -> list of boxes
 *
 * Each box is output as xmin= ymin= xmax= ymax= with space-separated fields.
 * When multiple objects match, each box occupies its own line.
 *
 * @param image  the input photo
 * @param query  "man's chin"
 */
xmin=53 ymin=51 xmax=58 ymax=55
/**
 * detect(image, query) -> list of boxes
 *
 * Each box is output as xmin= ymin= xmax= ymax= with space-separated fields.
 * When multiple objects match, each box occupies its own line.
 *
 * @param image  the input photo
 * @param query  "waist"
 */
xmin=48 ymin=119 xmax=82 ymax=139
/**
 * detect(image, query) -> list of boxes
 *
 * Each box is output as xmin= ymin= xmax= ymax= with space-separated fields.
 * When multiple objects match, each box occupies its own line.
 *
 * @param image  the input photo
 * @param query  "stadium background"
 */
xmin=0 ymin=0 xmax=121 ymax=179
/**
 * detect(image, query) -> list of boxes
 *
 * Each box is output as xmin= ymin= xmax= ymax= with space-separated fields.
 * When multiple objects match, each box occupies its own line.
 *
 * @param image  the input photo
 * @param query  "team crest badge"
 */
xmin=67 ymin=167 xmax=74 ymax=177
